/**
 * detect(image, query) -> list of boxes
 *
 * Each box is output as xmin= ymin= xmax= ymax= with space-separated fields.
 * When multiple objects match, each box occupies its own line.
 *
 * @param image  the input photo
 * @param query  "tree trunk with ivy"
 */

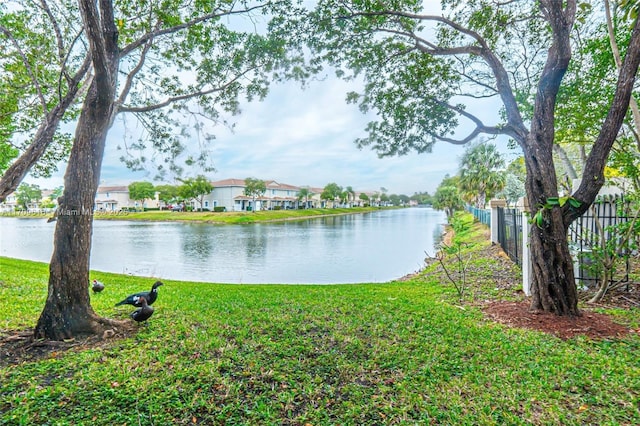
xmin=524 ymin=143 xmax=580 ymax=315
xmin=517 ymin=6 xmax=640 ymax=317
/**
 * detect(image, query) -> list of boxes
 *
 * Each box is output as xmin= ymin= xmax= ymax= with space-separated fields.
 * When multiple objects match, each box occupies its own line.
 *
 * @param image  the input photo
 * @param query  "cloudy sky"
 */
xmin=26 ymin=1 xmax=521 ymax=196
xmin=29 ymin=74 xmax=519 ymax=196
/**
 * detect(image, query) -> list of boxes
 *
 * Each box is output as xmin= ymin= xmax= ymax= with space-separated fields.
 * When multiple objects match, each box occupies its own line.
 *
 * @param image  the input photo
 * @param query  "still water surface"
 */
xmin=0 ymin=208 xmax=446 ymax=284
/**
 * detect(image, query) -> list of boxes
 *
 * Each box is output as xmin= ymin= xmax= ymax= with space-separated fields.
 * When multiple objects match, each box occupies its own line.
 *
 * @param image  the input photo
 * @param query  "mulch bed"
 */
xmin=483 ymin=300 xmax=635 ymax=340
xmin=0 ymin=327 xmax=133 ymax=368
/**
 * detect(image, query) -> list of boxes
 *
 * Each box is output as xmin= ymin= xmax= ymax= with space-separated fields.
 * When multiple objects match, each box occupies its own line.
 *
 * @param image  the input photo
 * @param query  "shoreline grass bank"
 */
xmin=1 ymin=206 xmax=388 ymax=225
xmin=1 ymin=214 xmax=639 ymax=425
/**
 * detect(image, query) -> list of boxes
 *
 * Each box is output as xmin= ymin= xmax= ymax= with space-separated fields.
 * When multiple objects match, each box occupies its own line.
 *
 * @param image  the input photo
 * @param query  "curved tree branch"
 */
xmin=605 ymin=0 xmax=640 ymax=150
xmin=0 ymin=56 xmax=92 ymax=202
xmin=57 ymin=29 xmax=88 ymax=101
xmin=0 ymin=25 xmax=48 ymax=117
xmin=336 ymin=9 xmax=529 ymax=141
xmin=114 ymin=36 xmax=155 ymax=114
xmin=118 ymin=66 xmax=258 ymax=114
xmin=39 ymin=0 xmax=66 ymax=66
xmin=119 ymin=3 xmax=270 ymax=58
xmin=428 ymin=98 xmax=516 ymax=144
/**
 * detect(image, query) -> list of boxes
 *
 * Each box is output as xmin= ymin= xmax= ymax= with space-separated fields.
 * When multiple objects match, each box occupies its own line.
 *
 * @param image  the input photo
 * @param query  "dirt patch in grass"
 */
xmin=482 ymin=300 xmax=635 ymax=340
xmin=0 ymin=326 xmax=136 ymax=368
xmin=475 ymin=243 xmax=638 ymax=341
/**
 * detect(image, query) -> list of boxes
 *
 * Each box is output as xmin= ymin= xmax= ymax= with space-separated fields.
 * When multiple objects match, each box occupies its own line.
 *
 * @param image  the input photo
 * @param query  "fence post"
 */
xmin=516 ymin=197 xmax=532 ymax=296
xmin=489 ymin=199 xmax=506 ymax=244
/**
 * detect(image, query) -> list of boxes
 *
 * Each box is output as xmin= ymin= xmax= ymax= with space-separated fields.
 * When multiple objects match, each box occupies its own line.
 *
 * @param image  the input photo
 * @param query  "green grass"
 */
xmin=1 ymin=207 xmax=385 ymax=225
xmin=97 ymin=207 xmax=384 ymax=224
xmin=1 ymin=215 xmax=639 ymax=425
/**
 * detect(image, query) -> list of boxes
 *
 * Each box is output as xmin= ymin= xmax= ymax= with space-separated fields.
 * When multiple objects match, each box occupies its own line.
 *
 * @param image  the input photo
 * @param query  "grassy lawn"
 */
xmin=1 ymin=214 xmax=639 ymax=425
xmin=1 ymin=207 xmax=384 ymax=225
xmin=103 ymin=207 xmax=383 ymax=224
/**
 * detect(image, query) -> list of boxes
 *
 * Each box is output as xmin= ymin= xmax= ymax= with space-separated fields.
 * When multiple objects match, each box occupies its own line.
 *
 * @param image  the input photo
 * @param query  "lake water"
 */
xmin=0 ymin=208 xmax=446 ymax=284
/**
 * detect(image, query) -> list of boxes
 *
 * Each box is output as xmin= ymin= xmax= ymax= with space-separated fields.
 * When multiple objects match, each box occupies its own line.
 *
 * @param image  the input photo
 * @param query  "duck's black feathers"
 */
xmin=130 ymin=296 xmax=154 ymax=323
xmin=115 ymin=281 xmax=163 ymax=307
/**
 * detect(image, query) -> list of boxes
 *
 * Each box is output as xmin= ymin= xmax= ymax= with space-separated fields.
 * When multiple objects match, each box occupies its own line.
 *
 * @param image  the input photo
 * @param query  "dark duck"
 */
xmin=91 ymin=279 xmax=105 ymax=293
xmin=115 ymin=281 xmax=163 ymax=307
xmin=130 ymin=296 xmax=154 ymax=323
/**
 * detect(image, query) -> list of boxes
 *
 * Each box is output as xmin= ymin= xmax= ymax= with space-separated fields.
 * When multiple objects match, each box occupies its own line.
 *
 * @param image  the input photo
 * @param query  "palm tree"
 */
xmin=459 ymin=142 xmax=506 ymax=209
xmin=345 ymin=186 xmax=355 ymax=207
xmin=297 ymin=187 xmax=313 ymax=208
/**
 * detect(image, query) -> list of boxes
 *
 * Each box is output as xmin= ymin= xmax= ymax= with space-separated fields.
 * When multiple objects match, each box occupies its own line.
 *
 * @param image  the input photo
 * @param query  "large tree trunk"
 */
xmin=34 ymin=80 xmax=116 ymax=339
xmin=525 ymin=135 xmax=580 ymax=316
xmin=34 ymin=0 xmax=121 ymax=340
xmin=520 ymin=1 xmax=580 ymax=316
xmin=525 ymin=8 xmax=640 ymax=316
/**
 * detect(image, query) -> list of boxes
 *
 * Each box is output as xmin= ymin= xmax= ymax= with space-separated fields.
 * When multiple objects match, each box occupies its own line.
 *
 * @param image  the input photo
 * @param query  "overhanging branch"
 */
xmin=0 ymin=25 xmax=48 ymax=117
xmin=334 ymin=8 xmax=528 ymax=141
xmin=119 ymin=3 xmax=270 ymax=58
xmin=118 ymin=67 xmax=256 ymax=114
xmin=428 ymin=98 xmax=514 ymax=144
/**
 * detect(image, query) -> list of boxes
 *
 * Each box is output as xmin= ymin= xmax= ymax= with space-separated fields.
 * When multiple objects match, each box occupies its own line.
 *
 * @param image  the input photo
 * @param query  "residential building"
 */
xmin=202 ymin=178 xmax=246 ymax=211
xmin=0 ymin=193 xmax=17 ymax=212
xmin=205 ymin=179 xmax=309 ymax=212
xmin=95 ymin=186 xmax=160 ymax=211
xmin=264 ymin=180 xmax=301 ymax=210
xmin=95 ymin=186 xmax=130 ymax=211
xmin=0 ymin=179 xmax=384 ymax=214
xmin=306 ymin=187 xmax=328 ymax=208
xmin=0 ymin=191 xmax=57 ymax=213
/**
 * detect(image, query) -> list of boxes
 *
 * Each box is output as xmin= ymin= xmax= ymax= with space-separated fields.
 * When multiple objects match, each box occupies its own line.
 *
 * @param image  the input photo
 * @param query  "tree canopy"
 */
xmin=179 ymin=176 xmax=214 ymax=211
xmin=304 ymin=0 xmax=640 ymax=316
xmin=244 ymin=177 xmax=266 ymax=210
xmin=297 ymin=187 xmax=313 ymax=207
xmin=0 ymin=0 xmax=307 ymax=201
xmin=15 ymin=183 xmax=42 ymax=210
xmin=458 ymin=142 xmax=505 ymax=209
xmin=321 ymin=182 xmax=343 ymax=205
xmin=128 ymin=181 xmax=155 ymax=209
xmin=155 ymin=184 xmax=180 ymax=206
xmin=432 ymin=175 xmax=463 ymax=219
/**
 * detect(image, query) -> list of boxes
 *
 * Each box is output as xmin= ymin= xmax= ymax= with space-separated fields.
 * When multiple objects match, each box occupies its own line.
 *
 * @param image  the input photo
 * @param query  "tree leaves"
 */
xmin=458 ymin=141 xmax=506 ymax=209
xmin=2 ymin=0 xmax=310 ymax=189
xmin=530 ymin=196 xmax=582 ymax=228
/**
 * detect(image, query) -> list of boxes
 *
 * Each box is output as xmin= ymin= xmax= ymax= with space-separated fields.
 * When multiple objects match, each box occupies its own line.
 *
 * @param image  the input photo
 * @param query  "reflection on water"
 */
xmin=244 ymin=225 xmax=268 ymax=259
xmin=181 ymin=224 xmax=214 ymax=259
xmin=0 ymin=208 xmax=446 ymax=284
